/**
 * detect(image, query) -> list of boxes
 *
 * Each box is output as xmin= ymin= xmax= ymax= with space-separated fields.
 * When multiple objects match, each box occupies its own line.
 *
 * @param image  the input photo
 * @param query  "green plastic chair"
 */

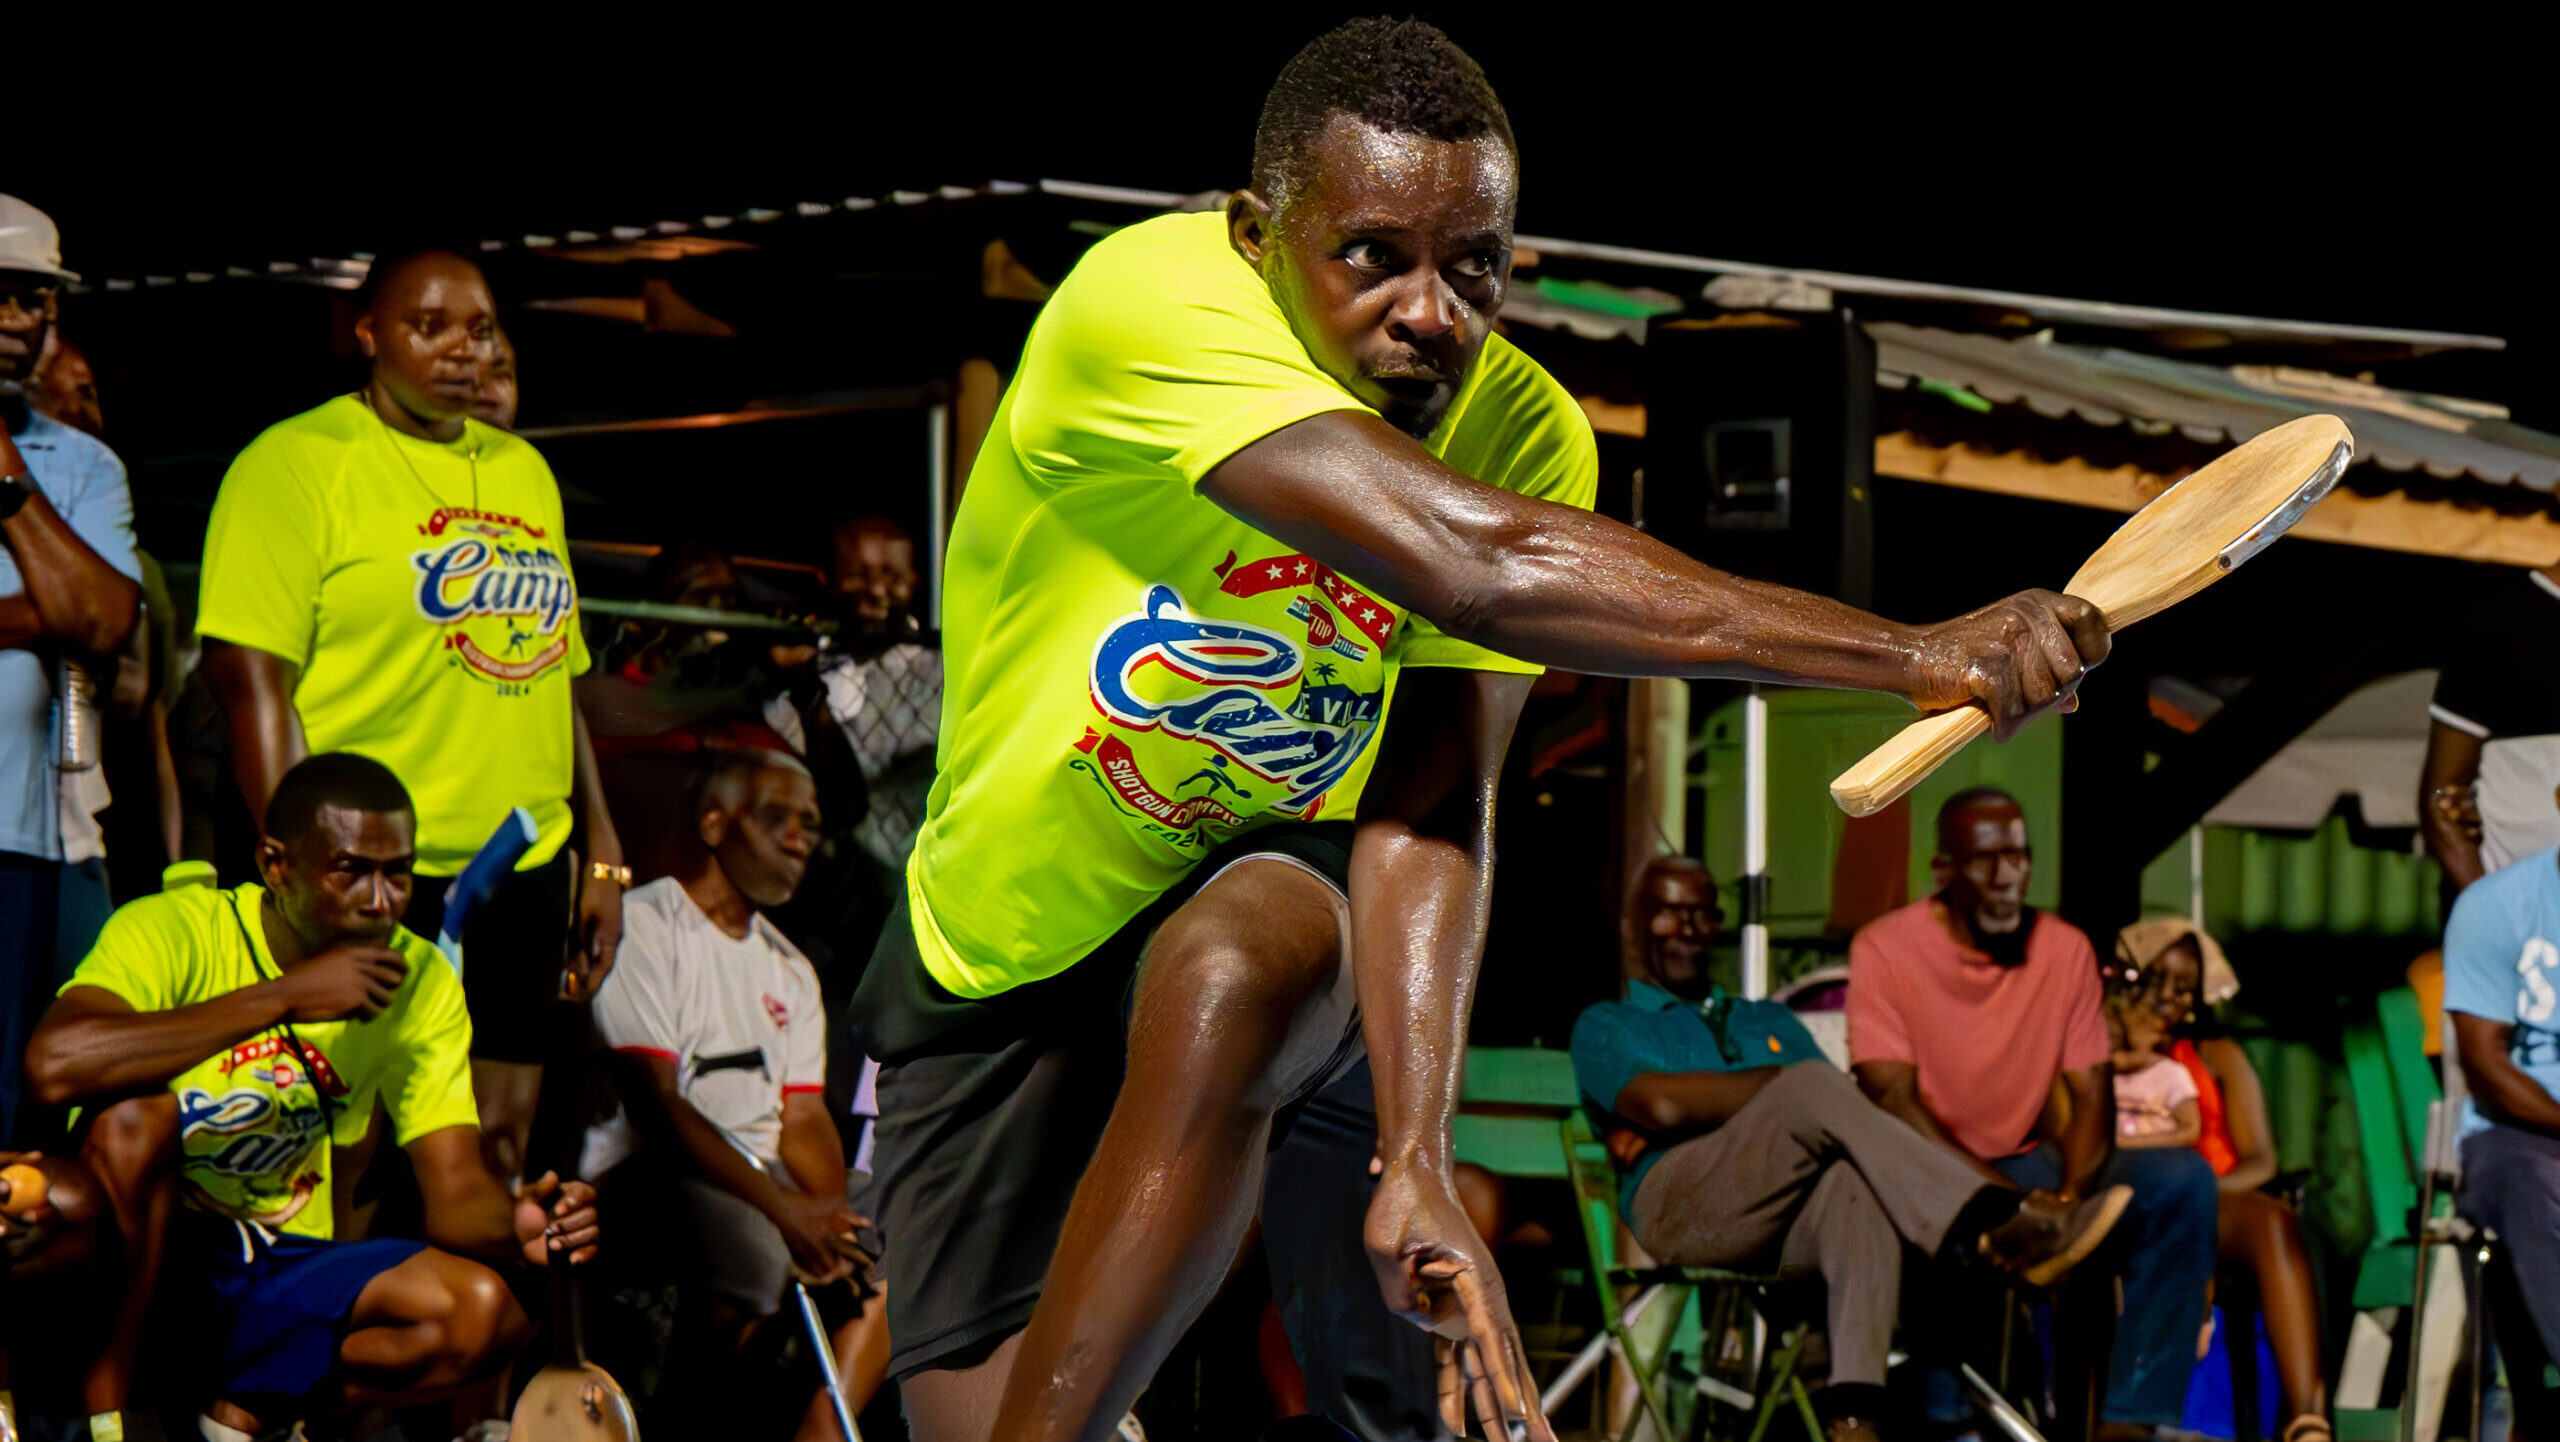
xmin=2336 ymin=986 xmax=2446 ymax=1442
xmin=1455 ymin=1046 xmax=1822 ymax=1442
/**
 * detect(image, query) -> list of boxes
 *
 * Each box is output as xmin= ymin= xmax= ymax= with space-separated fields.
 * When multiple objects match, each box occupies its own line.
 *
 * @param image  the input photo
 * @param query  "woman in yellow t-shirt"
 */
xmin=197 ymin=251 xmax=624 ymax=1179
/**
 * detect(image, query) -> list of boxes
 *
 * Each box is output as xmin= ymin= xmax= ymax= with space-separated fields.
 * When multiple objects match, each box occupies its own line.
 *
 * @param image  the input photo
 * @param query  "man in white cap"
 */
xmin=0 ymin=194 xmax=141 ymax=1144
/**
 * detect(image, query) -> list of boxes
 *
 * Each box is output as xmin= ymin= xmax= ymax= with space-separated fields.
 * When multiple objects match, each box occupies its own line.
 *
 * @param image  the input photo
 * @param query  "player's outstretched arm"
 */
xmin=1349 ymin=665 xmax=1555 ymax=1440
xmin=1202 ymin=410 xmax=2108 ymax=737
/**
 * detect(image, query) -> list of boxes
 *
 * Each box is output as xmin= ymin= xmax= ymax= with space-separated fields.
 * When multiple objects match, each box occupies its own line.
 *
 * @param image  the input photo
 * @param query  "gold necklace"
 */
xmin=358 ymin=390 xmax=480 ymax=512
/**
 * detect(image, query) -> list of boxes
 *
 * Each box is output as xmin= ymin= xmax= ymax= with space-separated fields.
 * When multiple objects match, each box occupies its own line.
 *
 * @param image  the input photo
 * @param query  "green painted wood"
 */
xmin=1451 ymin=1114 xmax=1572 ymax=1180
xmin=1460 ymin=1046 xmax=1580 ymax=1108
xmin=2376 ymin=987 xmax=2441 ymax=1171
xmin=2333 ymin=1406 xmax=2398 ymax=1441
xmin=2342 ymin=1008 xmax=2419 ymax=1309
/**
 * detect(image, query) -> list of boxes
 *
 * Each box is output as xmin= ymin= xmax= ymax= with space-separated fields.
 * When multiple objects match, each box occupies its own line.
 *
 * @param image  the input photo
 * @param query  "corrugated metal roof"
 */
xmin=1872 ymin=322 xmax=2560 ymax=492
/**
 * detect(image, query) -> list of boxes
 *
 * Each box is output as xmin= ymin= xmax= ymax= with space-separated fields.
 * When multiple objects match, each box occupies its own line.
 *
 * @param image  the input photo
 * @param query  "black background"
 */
xmin=21 ymin=16 xmax=2549 ymax=418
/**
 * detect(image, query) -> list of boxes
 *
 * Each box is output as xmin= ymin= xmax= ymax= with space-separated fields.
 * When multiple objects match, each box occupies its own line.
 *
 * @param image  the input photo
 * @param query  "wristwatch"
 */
xmin=0 ymin=470 xmax=31 ymax=521
xmin=587 ymin=860 xmax=634 ymax=888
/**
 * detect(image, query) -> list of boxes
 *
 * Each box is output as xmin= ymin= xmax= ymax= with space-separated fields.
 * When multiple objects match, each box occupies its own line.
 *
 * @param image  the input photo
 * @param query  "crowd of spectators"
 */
xmin=0 ymin=199 xmax=929 ymax=1442
xmin=0 ymin=152 xmax=2547 ymax=1442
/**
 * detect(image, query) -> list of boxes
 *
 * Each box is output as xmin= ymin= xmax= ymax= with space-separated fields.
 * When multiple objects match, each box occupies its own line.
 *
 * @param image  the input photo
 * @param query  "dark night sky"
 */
xmin=24 ymin=18 xmax=2549 ymax=415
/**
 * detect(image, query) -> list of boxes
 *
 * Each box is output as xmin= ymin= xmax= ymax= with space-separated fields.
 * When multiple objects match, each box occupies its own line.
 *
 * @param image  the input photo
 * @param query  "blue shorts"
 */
xmin=174 ymin=1208 xmax=427 ymax=1414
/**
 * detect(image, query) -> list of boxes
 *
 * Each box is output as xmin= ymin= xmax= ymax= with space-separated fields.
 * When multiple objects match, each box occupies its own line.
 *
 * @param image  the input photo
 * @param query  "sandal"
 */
xmin=2283 ymin=1415 xmax=2334 ymax=1442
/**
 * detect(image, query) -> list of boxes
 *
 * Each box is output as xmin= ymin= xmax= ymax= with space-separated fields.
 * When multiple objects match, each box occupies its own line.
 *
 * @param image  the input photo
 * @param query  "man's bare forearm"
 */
xmin=1 ymin=593 xmax=40 ymax=651
xmin=201 ymin=640 xmax=306 ymax=831
xmin=0 ymin=491 xmax=138 ymax=657
xmin=1202 ymin=411 xmax=2103 ymax=726
xmin=1351 ymin=669 xmax=1526 ymax=1169
xmin=608 ymin=1055 xmax=796 ymax=1215
xmin=26 ymin=989 xmax=294 ymax=1106
xmin=1353 ymin=822 xmax=1486 ymax=1169
xmin=2424 ymin=814 xmax=2486 ymax=892
xmin=1855 ymin=1062 xmax=2020 ymax=1189
xmin=2454 ymin=1016 xmax=2560 ymax=1139
xmin=571 ymin=704 xmax=623 ymax=867
xmin=778 ymin=1103 xmax=850 ymax=1201
xmin=2056 ymin=1066 xmax=2114 ymax=1198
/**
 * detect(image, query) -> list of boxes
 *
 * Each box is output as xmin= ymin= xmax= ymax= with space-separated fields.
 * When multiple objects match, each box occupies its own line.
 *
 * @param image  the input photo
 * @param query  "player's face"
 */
xmin=1941 ymin=806 xmax=2031 ymax=929
xmin=1246 ymin=115 xmax=1516 ymax=437
xmin=717 ymin=765 xmax=820 ymax=909
xmin=1636 ymin=867 xmax=1722 ymax=999
xmin=264 ymin=805 xmax=417 ymax=949
xmin=357 ymin=255 xmax=502 ymax=425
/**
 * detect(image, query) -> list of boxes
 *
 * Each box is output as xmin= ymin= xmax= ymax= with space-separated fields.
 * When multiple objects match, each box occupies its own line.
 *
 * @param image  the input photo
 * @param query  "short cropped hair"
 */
xmin=1252 ymin=18 xmax=1515 ymax=215
xmin=267 ymin=752 xmax=413 ymax=847
xmin=697 ymin=732 xmax=812 ymax=815
xmin=1934 ymin=785 xmax=2023 ymax=852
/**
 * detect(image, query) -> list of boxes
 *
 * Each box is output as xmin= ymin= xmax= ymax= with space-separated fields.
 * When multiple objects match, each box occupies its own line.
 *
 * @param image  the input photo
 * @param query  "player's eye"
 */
xmin=1449 ymin=252 xmax=1497 ymax=280
xmin=1341 ymin=241 xmax=1393 ymax=272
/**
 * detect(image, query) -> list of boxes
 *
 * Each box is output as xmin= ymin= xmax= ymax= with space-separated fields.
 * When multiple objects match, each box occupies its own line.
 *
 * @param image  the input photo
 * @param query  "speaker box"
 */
xmin=1640 ymin=310 xmax=1877 ymax=607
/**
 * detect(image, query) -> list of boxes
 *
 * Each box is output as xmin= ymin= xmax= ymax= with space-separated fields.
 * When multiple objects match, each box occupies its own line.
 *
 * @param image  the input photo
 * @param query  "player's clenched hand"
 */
xmin=276 ymin=943 xmax=408 ymax=1022
xmin=515 ymin=1171 xmax=601 ymax=1267
xmin=1912 ymin=590 xmax=2110 ymax=739
xmin=1367 ymin=1157 xmax=1556 ymax=1442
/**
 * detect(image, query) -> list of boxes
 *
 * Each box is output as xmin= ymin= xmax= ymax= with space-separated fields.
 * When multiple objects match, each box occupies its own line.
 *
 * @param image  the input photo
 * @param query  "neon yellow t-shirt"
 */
xmin=63 ymin=885 xmax=477 ymax=1240
xmin=197 ymin=396 xmax=590 ymax=875
xmin=910 ymin=210 xmax=1598 ymax=998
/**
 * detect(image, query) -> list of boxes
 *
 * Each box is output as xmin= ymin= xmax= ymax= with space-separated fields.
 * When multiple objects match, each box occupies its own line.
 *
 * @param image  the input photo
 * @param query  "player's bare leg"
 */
xmin=339 ymin=1249 xmax=533 ymax=1405
xmin=904 ymin=860 xmax=1352 ymax=1442
xmin=204 ymin=1247 xmax=533 ymax=1435
xmin=794 ymin=1297 xmax=892 ymax=1442
xmin=78 ymin=1093 xmax=177 ymax=1419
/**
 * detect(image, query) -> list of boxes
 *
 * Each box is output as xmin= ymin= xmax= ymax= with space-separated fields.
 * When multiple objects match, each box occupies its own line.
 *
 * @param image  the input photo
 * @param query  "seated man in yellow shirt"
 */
xmin=24 ymin=753 xmax=598 ymax=1441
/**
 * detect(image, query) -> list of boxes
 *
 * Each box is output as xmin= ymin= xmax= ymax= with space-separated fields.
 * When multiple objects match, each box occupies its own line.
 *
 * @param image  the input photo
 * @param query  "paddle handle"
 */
xmin=1828 ymin=705 xmax=1995 ymax=818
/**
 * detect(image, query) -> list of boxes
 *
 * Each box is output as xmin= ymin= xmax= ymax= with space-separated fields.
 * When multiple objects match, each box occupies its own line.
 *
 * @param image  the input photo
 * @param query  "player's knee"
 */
xmin=1147 ymin=927 xmax=1295 ymax=1026
xmin=444 ymin=1261 xmax=529 ymax=1371
xmin=85 ymin=1093 xmax=178 ymax=1183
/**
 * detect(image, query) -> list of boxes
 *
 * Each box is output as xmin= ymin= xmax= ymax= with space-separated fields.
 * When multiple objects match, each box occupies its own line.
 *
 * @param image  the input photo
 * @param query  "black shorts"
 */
xmin=849 ymin=820 xmax=1362 ymax=1382
xmin=400 ymin=849 xmax=575 ymax=1064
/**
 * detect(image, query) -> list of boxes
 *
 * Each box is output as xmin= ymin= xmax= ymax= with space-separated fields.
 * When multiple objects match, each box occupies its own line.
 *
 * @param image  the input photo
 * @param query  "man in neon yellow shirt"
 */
xmin=24 ymin=753 xmax=598 ymax=1441
xmin=853 ymin=20 xmax=2111 ymax=1439
xmin=197 ymin=253 xmax=626 ymax=1182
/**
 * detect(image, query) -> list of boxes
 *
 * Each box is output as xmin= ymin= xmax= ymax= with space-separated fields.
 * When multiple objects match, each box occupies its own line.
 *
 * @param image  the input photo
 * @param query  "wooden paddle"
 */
xmin=1829 ymin=413 xmax=2354 ymax=818
xmin=510 ymin=861 xmax=640 ymax=1442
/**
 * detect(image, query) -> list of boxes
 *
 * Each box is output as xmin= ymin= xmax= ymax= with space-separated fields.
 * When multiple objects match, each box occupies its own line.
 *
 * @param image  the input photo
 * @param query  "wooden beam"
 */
xmin=1875 ymin=431 xmax=2560 ymax=569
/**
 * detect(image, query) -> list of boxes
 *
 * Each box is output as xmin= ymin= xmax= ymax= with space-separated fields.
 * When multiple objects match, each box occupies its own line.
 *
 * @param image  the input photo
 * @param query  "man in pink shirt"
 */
xmin=1850 ymin=787 xmax=2218 ymax=1440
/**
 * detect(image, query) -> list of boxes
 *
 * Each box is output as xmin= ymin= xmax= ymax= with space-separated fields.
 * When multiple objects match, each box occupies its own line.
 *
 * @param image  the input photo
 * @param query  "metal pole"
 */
xmin=2189 ymin=824 xmax=2206 ymax=928
xmin=926 ymin=401 xmax=951 ymax=630
xmin=1743 ymin=687 xmax=1771 ymax=1001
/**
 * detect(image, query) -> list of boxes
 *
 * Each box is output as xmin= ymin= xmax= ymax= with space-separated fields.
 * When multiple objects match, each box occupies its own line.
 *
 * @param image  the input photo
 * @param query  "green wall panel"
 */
xmin=1693 ymin=689 xmax=2062 ymax=939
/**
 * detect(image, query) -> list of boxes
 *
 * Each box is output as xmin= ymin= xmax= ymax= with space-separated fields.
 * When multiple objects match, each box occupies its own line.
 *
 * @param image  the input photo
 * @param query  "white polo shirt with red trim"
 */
xmin=586 ymin=877 xmax=825 ymax=1174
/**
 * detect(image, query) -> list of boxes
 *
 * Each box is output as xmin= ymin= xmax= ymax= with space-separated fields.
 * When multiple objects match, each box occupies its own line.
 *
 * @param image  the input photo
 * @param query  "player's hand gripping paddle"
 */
xmin=511 ymin=860 xmax=641 ymax=1442
xmin=1829 ymin=413 xmax=2354 ymax=818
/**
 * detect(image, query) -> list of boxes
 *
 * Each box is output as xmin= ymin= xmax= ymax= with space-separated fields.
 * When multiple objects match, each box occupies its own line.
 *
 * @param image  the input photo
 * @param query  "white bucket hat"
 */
xmin=0 ymin=195 xmax=79 ymax=284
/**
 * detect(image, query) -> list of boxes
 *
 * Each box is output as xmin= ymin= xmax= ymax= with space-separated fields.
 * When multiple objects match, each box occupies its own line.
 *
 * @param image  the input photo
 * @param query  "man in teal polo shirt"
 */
xmin=1570 ymin=855 xmax=2132 ymax=1441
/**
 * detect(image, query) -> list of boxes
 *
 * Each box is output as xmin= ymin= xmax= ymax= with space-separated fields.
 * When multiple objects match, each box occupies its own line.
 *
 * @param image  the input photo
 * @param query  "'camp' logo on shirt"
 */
xmin=1077 ymin=582 xmax=1386 ymax=832
xmin=410 ymin=514 xmax=580 ymax=690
